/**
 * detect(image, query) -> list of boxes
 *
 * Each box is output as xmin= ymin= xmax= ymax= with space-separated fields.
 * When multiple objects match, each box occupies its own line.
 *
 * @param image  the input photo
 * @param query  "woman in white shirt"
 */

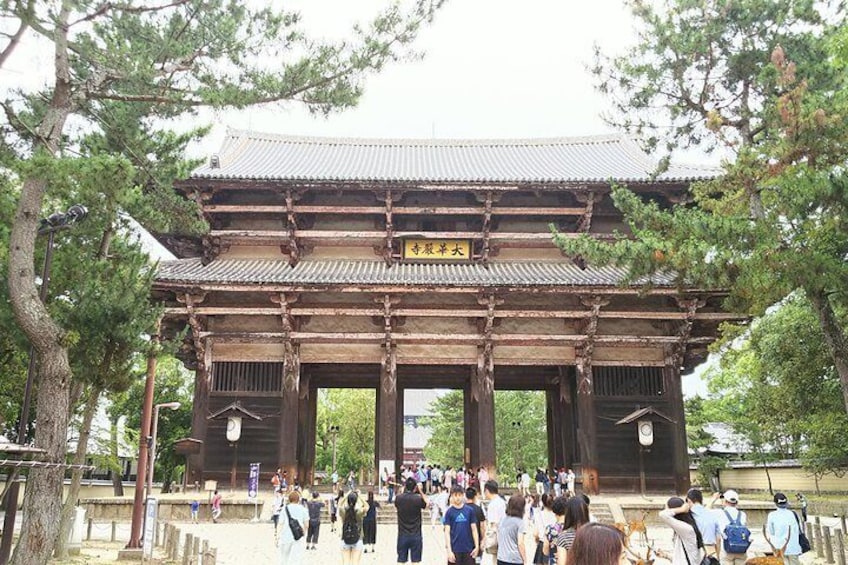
xmin=657 ymin=497 xmax=704 ymax=565
xmin=279 ymin=491 xmax=309 ymax=564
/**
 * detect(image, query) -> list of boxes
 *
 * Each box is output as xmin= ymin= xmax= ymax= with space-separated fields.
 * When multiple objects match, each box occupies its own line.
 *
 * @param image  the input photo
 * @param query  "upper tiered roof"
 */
xmin=188 ymin=129 xmax=719 ymax=184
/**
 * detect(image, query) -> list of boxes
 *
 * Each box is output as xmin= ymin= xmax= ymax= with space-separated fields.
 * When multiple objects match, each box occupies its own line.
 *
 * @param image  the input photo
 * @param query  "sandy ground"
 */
xmin=66 ymin=513 xmax=841 ymax=565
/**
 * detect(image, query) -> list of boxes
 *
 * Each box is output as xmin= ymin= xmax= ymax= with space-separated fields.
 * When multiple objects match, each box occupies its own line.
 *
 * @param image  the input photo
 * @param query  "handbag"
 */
xmin=285 ymin=506 xmax=304 ymax=541
xmin=681 ymin=536 xmax=717 ymax=565
xmin=484 ymin=525 xmax=498 ymax=555
xmin=793 ymin=512 xmax=812 ymax=553
xmin=532 ymin=540 xmax=545 ymax=564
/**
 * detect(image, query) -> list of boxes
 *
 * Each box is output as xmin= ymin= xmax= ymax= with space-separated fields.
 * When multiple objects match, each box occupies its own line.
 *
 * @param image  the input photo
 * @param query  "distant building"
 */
xmin=403 ymin=390 xmax=440 ymax=464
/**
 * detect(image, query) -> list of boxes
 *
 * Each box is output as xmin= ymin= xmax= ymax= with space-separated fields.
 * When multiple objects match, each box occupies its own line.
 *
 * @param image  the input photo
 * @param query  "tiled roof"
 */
xmin=154 ymin=258 xmax=676 ymax=287
xmin=190 ymin=129 xmax=719 ymax=184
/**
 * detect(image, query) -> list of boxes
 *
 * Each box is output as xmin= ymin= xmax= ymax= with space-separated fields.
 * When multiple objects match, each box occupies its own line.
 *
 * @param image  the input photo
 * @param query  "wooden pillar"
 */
xmin=297 ymin=372 xmax=317 ymax=487
xmin=278 ymin=358 xmax=300 ymax=480
xmin=464 ymin=380 xmax=479 ymax=469
xmin=375 ymin=362 xmax=400 ymax=471
xmin=274 ymin=292 xmax=300 ymax=479
xmin=182 ymin=293 xmax=209 ymax=486
xmin=546 ymin=389 xmax=567 ymax=470
xmin=560 ymin=367 xmax=577 ymax=467
xmin=469 ymin=362 xmax=496 ymax=477
xmin=576 ymin=358 xmax=599 ymax=494
xmin=664 ymin=356 xmax=690 ymax=493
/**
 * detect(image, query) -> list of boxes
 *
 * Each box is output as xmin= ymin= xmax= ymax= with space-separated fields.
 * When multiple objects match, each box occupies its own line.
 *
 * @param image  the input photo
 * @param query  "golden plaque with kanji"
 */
xmin=402 ymin=239 xmax=472 ymax=261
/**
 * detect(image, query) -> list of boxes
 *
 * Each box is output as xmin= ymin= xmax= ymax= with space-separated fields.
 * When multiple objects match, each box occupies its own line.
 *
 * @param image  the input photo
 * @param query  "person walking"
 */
xmin=564 ymin=523 xmax=630 ymax=565
xmin=532 ymin=494 xmax=556 ymax=565
xmin=466 ymin=487 xmax=487 ymax=565
xmin=496 ymin=494 xmax=527 ymax=565
xmin=279 ymin=490 xmax=308 ymax=565
xmin=395 ymin=477 xmax=429 ymax=565
xmin=211 ymin=490 xmax=222 ymax=523
xmin=657 ymin=497 xmax=704 ymax=565
xmin=555 ymin=496 xmax=590 ymax=564
xmin=443 ymin=485 xmax=480 ymax=565
xmin=388 ymin=469 xmax=396 ymax=504
xmin=431 ymin=486 xmax=449 ymax=531
xmin=795 ymin=493 xmax=808 ymax=522
xmin=190 ymin=500 xmax=200 ymax=523
xmin=330 ymin=489 xmax=343 ymax=533
xmin=766 ymin=492 xmax=803 ymax=565
xmin=339 ymin=491 xmax=367 ymax=565
xmin=710 ymin=490 xmax=750 ymax=565
xmin=535 ymin=469 xmax=547 ymax=496
xmin=272 ymin=490 xmax=284 ymax=534
xmin=483 ymin=480 xmax=506 ymax=563
xmin=305 ymin=491 xmax=325 ymax=550
xmin=565 ymin=469 xmax=575 ymax=497
xmin=542 ymin=495 xmax=566 ymax=565
xmin=687 ymin=488 xmax=721 ymax=561
xmin=362 ymin=490 xmax=380 ymax=553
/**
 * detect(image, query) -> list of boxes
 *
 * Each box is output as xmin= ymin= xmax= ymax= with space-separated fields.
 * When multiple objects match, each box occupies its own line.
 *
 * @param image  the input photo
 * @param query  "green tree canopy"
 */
xmin=421 ymin=390 xmax=547 ymax=479
xmin=701 ymin=296 xmax=848 ymax=477
xmin=559 ymin=0 xmax=848 ymax=414
xmin=315 ymin=389 xmax=375 ymax=480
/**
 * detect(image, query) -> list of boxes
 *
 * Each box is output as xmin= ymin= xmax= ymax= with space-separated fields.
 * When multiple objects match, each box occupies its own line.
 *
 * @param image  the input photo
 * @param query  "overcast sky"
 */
xmin=194 ymin=0 xmax=640 ymax=152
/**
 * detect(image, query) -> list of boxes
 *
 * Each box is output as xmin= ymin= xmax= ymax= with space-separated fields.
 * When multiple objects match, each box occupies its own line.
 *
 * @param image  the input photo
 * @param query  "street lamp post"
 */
xmin=329 ymin=425 xmax=340 ymax=474
xmin=0 ymin=205 xmax=88 ymax=565
xmin=146 ymin=402 xmax=182 ymax=501
xmin=511 ymin=421 xmax=522 ymax=475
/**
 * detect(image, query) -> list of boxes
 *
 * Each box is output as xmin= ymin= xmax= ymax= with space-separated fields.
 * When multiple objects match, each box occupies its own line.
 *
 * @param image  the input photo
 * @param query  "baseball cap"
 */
xmin=774 ymin=492 xmax=788 ymax=506
xmin=723 ymin=490 xmax=739 ymax=503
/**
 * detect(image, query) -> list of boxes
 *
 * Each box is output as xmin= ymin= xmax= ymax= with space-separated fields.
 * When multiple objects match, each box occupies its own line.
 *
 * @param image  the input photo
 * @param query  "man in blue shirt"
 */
xmin=687 ymin=488 xmax=722 ymax=559
xmin=766 ymin=492 xmax=802 ymax=565
xmin=443 ymin=485 xmax=479 ymax=565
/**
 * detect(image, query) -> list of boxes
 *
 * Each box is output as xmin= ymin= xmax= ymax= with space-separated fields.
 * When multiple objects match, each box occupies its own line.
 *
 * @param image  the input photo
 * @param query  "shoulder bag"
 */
xmin=285 ymin=506 xmax=304 ymax=541
xmin=793 ymin=511 xmax=812 ymax=553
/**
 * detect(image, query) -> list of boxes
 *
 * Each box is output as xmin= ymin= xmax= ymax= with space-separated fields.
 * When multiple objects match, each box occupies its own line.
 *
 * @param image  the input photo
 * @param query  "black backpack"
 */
xmin=342 ymin=515 xmax=360 ymax=544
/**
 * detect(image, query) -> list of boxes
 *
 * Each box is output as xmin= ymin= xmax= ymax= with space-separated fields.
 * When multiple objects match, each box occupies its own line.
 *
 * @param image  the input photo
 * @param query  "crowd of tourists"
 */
xmin=226 ymin=466 xmax=812 ymax=565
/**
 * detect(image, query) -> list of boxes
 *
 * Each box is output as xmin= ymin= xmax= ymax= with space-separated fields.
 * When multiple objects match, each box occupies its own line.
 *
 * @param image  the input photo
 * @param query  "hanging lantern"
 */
xmin=637 ymin=419 xmax=654 ymax=447
xmin=226 ymin=415 xmax=242 ymax=443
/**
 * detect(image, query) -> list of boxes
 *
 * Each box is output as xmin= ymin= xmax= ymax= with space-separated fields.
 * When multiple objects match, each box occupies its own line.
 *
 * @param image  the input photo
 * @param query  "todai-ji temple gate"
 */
xmin=153 ymin=130 xmax=739 ymax=493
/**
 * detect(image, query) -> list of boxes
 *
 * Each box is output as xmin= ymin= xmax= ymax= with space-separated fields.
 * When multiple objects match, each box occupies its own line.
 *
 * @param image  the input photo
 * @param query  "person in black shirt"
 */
xmin=306 ymin=491 xmax=325 ymax=550
xmin=465 ymin=487 xmax=487 ymax=565
xmin=362 ymin=490 xmax=380 ymax=553
xmin=395 ymin=477 xmax=429 ymax=565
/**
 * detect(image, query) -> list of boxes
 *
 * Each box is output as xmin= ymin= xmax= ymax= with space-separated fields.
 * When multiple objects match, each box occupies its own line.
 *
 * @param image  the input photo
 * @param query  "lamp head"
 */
xmin=158 ymin=401 xmax=182 ymax=410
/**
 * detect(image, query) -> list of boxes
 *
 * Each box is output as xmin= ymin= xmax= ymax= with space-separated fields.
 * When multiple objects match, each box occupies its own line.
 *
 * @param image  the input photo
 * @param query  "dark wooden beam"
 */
xmin=163 ymin=304 xmax=746 ymax=322
xmin=203 ymin=204 xmax=588 ymax=216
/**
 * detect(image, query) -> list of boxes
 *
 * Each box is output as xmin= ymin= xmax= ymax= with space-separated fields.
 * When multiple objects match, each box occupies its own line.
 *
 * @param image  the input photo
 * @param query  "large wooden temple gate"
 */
xmin=153 ymin=131 xmax=739 ymax=493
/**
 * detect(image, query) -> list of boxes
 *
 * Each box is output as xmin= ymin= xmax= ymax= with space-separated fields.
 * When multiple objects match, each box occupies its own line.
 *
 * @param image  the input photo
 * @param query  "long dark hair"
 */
xmin=563 ymin=496 xmax=589 ymax=530
xmin=345 ymin=492 xmax=358 ymax=523
xmin=667 ymin=497 xmax=704 ymax=548
xmin=565 ymin=523 xmax=625 ymax=565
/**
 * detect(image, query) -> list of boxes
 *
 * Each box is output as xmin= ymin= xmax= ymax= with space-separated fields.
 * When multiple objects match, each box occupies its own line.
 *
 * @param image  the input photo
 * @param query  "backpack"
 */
xmin=342 ymin=515 xmax=361 ymax=545
xmin=722 ymin=509 xmax=752 ymax=554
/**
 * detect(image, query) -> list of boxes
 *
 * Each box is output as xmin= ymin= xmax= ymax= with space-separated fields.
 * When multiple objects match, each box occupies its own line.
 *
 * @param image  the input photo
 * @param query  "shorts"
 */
xmin=397 ymin=533 xmax=423 ymax=563
xmin=340 ymin=539 xmax=363 ymax=551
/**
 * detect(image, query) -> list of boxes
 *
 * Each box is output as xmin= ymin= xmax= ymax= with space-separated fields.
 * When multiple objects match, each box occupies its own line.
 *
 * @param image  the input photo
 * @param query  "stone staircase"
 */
xmin=590 ymin=502 xmax=616 ymax=525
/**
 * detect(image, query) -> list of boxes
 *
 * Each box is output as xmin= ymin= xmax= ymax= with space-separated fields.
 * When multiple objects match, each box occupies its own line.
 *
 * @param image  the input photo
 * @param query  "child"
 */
xmin=190 ymin=500 xmax=199 ymax=523
xmin=443 ymin=485 xmax=479 ymax=565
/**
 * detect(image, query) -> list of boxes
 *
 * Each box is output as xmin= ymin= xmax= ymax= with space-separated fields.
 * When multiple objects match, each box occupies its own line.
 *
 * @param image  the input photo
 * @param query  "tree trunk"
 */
xmin=53 ymin=385 xmax=101 ymax=559
xmin=807 ymin=288 xmax=848 ymax=414
xmin=8 ymin=348 xmax=71 ymax=565
xmin=110 ymin=419 xmax=124 ymax=497
xmin=6 ymin=2 xmax=76 ymax=563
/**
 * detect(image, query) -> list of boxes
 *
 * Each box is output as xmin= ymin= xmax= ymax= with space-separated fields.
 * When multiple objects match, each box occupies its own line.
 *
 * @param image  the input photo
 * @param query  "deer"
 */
xmin=625 ymin=544 xmax=656 ymax=565
xmin=745 ymin=525 xmax=790 ymax=565
xmin=615 ymin=511 xmax=650 ymax=547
